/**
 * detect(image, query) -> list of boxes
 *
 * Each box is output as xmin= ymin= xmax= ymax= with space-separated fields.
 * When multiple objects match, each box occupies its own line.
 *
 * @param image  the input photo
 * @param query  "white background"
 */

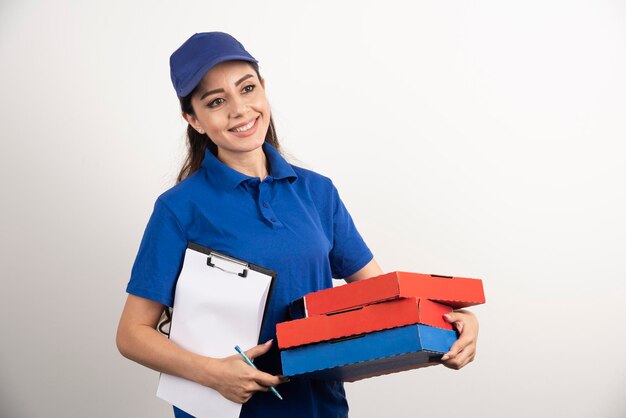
xmin=1 ymin=1 xmax=625 ymax=417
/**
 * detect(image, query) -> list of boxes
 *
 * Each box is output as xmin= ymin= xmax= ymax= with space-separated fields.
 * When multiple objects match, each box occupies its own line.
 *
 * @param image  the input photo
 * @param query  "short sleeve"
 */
xmin=328 ymin=185 xmax=374 ymax=279
xmin=126 ymin=198 xmax=188 ymax=307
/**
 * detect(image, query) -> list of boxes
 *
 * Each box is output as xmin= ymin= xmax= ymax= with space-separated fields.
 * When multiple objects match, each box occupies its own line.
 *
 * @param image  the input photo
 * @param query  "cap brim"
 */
xmin=177 ymin=55 xmax=258 ymax=98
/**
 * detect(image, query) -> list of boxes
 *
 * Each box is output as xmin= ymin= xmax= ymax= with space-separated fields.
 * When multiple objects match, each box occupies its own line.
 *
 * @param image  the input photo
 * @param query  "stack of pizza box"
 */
xmin=277 ymin=272 xmax=485 ymax=382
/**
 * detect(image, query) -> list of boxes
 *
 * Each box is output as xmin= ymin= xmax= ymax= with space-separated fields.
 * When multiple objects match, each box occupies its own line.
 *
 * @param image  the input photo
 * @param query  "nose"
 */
xmin=229 ymin=94 xmax=248 ymax=119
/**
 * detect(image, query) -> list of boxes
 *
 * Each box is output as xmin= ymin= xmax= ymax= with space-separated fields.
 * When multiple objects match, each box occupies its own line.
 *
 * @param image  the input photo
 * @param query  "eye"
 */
xmin=207 ymin=98 xmax=224 ymax=108
xmin=242 ymin=84 xmax=255 ymax=94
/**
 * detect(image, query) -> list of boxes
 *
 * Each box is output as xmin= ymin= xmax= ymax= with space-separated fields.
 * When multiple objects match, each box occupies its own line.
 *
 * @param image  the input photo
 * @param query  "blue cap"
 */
xmin=169 ymin=32 xmax=258 ymax=98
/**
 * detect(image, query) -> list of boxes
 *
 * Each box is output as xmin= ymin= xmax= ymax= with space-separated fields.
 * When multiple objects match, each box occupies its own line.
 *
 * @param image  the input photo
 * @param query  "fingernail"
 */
xmin=266 ymin=339 xmax=273 ymax=345
xmin=441 ymin=354 xmax=449 ymax=361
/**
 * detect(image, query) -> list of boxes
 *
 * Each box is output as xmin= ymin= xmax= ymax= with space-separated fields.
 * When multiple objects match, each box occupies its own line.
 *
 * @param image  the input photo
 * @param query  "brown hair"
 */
xmin=176 ymin=61 xmax=281 ymax=183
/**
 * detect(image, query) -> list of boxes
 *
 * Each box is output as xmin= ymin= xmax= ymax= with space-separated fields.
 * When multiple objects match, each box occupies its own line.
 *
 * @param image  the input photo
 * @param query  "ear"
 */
xmin=260 ymin=77 xmax=265 ymax=89
xmin=182 ymin=112 xmax=204 ymax=134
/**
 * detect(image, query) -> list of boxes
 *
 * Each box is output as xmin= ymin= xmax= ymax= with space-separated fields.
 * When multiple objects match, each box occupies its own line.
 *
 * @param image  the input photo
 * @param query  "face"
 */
xmin=184 ymin=61 xmax=270 ymax=159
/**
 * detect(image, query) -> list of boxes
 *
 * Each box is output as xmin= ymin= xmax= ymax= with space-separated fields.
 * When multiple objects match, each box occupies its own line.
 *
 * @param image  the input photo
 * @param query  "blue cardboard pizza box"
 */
xmin=281 ymin=324 xmax=457 ymax=382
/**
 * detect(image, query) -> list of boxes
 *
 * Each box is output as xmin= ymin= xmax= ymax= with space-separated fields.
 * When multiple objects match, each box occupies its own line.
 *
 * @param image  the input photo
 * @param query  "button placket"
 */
xmin=258 ymin=181 xmax=282 ymax=227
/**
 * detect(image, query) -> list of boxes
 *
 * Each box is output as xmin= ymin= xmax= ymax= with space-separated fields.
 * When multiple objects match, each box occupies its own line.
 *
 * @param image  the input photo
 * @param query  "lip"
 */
xmin=228 ymin=116 xmax=259 ymax=138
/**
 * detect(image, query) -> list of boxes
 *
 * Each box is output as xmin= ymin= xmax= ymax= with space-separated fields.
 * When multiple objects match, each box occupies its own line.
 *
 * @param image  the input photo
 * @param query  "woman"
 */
xmin=116 ymin=32 xmax=478 ymax=418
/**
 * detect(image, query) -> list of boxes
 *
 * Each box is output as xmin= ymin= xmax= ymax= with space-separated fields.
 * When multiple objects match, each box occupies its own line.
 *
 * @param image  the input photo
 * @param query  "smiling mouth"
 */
xmin=229 ymin=117 xmax=258 ymax=133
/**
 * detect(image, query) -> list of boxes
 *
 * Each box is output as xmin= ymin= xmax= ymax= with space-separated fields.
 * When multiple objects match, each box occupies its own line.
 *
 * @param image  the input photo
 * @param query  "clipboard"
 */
xmin=156 ymin=242 xmax=276 ymax=418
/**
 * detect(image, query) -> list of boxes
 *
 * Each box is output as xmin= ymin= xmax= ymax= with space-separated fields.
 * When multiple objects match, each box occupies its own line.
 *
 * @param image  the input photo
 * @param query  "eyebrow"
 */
xmin=198 ymin=74 xmax=255 ymax=101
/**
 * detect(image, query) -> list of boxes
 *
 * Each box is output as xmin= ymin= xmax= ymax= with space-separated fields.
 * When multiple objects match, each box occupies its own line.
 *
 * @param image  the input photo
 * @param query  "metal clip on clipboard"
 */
xmin=206 ymin=251 xmax=248 ymax=278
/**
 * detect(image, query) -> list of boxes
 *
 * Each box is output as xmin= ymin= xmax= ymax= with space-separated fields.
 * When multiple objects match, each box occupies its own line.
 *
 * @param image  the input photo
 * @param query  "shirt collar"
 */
xmin=263 ymin=142 xmax=298 ymax=182
xmin=201 ymin=142 xmax=298 ymax=190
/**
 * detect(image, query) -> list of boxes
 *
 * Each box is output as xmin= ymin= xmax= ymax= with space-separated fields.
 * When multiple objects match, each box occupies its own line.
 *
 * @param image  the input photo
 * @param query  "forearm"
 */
xmin=117 ymin=295 xmax=285 ymax=404
xmin=117 ymin=319 xmax=218 ymax=389
xmin=344 ymin=258 xmax=384 ymax=282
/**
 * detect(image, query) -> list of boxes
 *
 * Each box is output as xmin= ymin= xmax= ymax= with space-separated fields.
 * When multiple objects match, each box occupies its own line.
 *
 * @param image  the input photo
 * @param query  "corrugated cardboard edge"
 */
xmin=281 ymin=325 xmax=455 ymax=377
xmin=277 ymin=298 xmax=453 ymax=349
xmin=303 ymin=271 xmax=485 ymax=316
xmin=304 ymin=273 xmax=400 ymax=316
xmin=342 ymin=352 xmax=442 ymax=382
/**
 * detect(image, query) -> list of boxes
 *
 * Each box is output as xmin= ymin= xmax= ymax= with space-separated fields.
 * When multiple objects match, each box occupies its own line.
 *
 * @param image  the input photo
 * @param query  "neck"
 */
xmin=217 ymin=146 xmax=269 ymax=180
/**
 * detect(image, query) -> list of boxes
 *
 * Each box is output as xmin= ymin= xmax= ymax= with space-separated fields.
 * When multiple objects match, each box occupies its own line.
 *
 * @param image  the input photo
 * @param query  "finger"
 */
xmin=231 ymin=390 xmax=254 ymax=404
xmin=238 ymin=381 xmax=270 ymax=402
xmin=245 ymin=339 xmax=273 ymax=361
xmin=443 ymin=311 xmax=462 ymax=324
xmin=455 ymin=321 xmax=464 ymax=333
xmin=441 ymin=339 xmax=466 ymax=361
xmin=455 ymin=329 xmax=476 ymax=347
xmin=442 ymin=344 xmax=465 ymax=367
xmin=454 ymin=346 xmax=473 ymax=367
xmin=443 ymin=312 xmax=464 ymax=333
xmin=253 ymin=370 xmax=283 ymax=388
xmin=245 ymin=381 xmax=269 ymax=393
xmin=239 ymin=393 xmax=253 ymax=404
xmin=443 ymin=346 xmax=474 ymax=370
xmin=442 ymin=320 xmax=477 ymax=359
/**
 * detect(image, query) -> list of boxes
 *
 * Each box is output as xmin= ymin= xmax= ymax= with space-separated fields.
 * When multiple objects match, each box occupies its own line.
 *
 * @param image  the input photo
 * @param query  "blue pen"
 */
xmin=234 ymin=345 xmax=283 ymax=400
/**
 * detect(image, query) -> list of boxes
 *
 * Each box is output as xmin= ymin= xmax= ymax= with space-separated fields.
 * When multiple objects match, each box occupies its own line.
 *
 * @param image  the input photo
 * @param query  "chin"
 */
xmin=228 ymin=137 xmax=265 ymax=154
xmin=245 ymin=133 xmax=266 ymax=147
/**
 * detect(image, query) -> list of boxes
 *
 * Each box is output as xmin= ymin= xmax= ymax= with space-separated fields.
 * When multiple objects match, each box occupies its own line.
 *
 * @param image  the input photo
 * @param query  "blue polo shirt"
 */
xmin=126 ymin=142 xmax=373 ymax=418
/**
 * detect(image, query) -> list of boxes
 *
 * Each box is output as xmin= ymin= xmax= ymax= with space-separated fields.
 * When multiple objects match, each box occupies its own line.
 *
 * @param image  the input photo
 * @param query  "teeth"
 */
xmin=232 ymin=119 xmax=256 ymax=132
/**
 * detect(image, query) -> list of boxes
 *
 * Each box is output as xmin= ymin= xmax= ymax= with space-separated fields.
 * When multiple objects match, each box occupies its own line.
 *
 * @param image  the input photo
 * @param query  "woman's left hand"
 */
xmin=440 ymin=309 xmax=479 ymax=370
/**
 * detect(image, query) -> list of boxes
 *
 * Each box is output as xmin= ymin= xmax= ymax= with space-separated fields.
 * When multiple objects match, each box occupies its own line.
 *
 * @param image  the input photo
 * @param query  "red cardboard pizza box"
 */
xmin=289 ymin=271 xmax=485 ymax=318
xmin=277 ymin=298 xmax=453 ymax=349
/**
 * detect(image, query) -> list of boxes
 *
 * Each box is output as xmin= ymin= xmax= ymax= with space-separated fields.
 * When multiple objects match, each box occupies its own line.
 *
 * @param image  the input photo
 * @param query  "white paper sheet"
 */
xmin=156 ymin=246 xmax=274 ymax=418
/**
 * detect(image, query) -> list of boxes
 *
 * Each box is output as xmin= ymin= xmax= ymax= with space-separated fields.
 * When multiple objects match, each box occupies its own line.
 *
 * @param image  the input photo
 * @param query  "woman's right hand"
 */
xmin=199 ymin=339 xmax=288 ymax=404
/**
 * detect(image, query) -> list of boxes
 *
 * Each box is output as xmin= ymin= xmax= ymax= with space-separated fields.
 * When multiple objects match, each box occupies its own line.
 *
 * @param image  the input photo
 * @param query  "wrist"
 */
xmin=191 ymin=355 xmax=221 ymax=389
